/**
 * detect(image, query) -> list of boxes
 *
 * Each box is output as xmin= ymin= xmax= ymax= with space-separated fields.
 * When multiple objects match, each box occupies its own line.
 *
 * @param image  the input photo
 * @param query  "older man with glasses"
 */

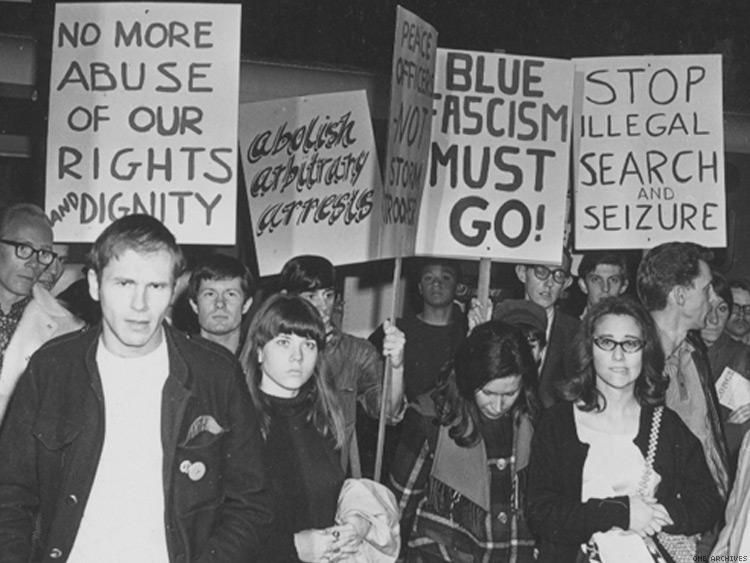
xmin=0 ymin=204 xmax=56 ymax=364
xmin=0 ymin=204 xmax=83 ymax=421
xmin=725 ymin=279 xmax=750 ymax=345
xmin=513 ymin=250 xmax=580 ymax=407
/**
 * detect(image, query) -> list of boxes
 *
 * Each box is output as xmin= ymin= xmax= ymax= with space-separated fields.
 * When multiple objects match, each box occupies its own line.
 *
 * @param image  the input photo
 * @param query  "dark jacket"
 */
xmin=527 ymin=402 xmax=722 ymax=563
xmin=538 ymin=309 xmax=580 ymax=407
xmin=0 ymin=324 xmax=274 ymax=562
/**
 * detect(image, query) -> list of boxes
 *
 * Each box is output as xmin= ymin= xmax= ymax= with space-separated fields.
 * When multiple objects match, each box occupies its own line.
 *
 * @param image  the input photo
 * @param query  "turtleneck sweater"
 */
xmin=260 ymin=390 xmax=345 ymax=562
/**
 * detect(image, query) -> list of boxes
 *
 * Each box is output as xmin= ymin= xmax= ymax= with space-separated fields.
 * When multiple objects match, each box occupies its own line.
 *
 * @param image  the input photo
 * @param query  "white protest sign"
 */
xmin=238 ymin=91 xmax=382 ymax=277
xmin=45 ymin=3 xmax=240 ymax=244
xmin=716 ymin=366 xmax=750 ymax=411
xmin=415 ymin=49 xmax=574 ymax=264
xmin=573 ymin=55 xmax=725 ymax=249
xmin=379 ymin=6 xmax=437 ymax=259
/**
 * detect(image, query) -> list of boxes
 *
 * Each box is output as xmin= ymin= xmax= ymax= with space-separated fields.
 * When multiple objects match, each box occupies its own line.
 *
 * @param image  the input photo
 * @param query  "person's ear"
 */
xmin=671 ymin=285 xmax=686 ymax=307
xmin=242 ymin=297 xmax=253 ymax=315
xmin=515 ymin=265 xmax=528 ymax=284
xmin=563 ymin=275 xmax=573 ymax=290
xmin=189 ymin=299 xmax=198 ymax=315
xmin=87 ymin=269 xmax=100 ymax=302
xmin=620 ymin=279 xmax=629 ymax=295
xmin=578 ymin=277 xmax=589 ymax=295
xmin=280 ymin=289 xmax=288 ymax=295
xmin=257 ymin=347 xmax=264 ymax=365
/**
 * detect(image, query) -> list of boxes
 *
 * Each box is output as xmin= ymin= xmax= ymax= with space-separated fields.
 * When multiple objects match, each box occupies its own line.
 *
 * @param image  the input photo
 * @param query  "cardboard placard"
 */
xmin=238 ymin=90 xmax=382 ymax=276
xmin=378 ymin=6 xmax=437 ymax=259
xmin=573 ymin=55 xmax=725 ymax=249
xmin=45 ymin=2 xmax=241 ymax=243
xmin=415 ymin=48 xmax=574 ymax=265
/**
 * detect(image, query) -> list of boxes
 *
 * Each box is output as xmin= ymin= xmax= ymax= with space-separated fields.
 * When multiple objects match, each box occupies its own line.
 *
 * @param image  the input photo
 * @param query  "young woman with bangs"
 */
xmin=527 ymin=296 xmax=722 ymax=563
xmin=240 ymin=294 xmax=362 ymax=562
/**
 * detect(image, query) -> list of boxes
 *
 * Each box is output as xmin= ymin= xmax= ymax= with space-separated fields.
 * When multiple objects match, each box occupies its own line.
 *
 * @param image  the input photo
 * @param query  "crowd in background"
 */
xmin=0 ymin=203 xmax=748 ymax=562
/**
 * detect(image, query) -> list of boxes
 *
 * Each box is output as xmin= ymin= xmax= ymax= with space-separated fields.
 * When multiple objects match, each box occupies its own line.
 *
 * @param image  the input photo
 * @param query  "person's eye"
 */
xmin=324 ymin=290 xmax=335 ymax=300
xmin=300 ymin=292 xmax=315 ymax=301
xmin=226 ymin=290 xmax=240 ymax=299
xmin=304 ymin=340 xmax=317 ymax=351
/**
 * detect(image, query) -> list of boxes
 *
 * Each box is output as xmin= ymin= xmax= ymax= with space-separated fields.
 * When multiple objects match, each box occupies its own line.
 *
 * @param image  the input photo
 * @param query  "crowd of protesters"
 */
xmin=0 ymin=204 xmax=748 ymax=562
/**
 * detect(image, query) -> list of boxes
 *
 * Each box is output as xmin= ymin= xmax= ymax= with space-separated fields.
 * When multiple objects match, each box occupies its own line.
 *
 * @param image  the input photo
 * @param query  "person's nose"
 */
xmin=706 ymin=306 xmax=719 ymax=326
xmin=289 ymin=341 xmax=302 ymax=362
xmin=215 ymin=293 xmax=226 ymax=309
xmin=612 ymin=343 xmax=625 ymax=360
xmin=131 ymin=286 xmax=147 ymax=311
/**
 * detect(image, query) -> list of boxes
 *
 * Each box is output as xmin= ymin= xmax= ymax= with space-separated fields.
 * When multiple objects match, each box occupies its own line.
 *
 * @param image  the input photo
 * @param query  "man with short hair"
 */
xmin=577 ymin=251 xmax=629 ymax=317
xmin=724 ymin=279 xmax=750 ymax=344
xmin=0 ymin=214 xmax=273 ymax=560
xmin=188 ymin=254 xmax=254 ymax=354
xmin=514 ymin=251 xmax=580 ymax=407
xmin=637 ymin=241 xmax=729 ymax=507
xmin=0 ymin=204 xmax=55 ymax=370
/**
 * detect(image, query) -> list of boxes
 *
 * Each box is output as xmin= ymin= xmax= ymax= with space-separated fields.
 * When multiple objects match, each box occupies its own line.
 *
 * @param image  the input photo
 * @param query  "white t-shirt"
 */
xmin=68 ymin=335 xmax=170 ymax=562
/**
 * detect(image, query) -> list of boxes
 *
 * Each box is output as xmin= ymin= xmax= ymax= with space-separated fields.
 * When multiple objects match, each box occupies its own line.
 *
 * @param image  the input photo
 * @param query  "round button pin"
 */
xmin=188 ymin=461 xmax=206 ymax=481
xmin=179 ymin=460 xmax=191 ymax=474
xmin=495 ymin=458 xmax=508 ymax=471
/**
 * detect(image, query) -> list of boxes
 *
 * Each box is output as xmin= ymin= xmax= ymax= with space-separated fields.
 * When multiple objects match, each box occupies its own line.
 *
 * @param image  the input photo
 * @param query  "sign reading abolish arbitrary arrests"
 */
xmin=45 ymin=3 xmax=241 ymax=243
xmin=378 ymin=6 xmax=437 ymax=259
xmin=415 ymin=48 xmax=574 ymax=264
xmin=573 ymin=55 xmax=725 ymax=249
xmin=238 ymin=91 xmax=382 ymax=276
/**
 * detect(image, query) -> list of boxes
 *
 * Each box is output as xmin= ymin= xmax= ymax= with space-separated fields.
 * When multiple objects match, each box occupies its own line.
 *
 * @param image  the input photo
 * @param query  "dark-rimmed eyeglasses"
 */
xmin=532 ymin=265 xmax=568 ymax=284
xmin=0 ymin=239 xmax=58 ymax=266
xmin=731 ymin=304 xmax=750 ymax=318
xmin=593 ymin=336 xmax=644 ymax=354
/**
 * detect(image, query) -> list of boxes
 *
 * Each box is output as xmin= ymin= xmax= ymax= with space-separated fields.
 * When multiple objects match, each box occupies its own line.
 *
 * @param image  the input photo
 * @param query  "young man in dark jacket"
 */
xmin=0 ymin=214 xmax=274 ymax=562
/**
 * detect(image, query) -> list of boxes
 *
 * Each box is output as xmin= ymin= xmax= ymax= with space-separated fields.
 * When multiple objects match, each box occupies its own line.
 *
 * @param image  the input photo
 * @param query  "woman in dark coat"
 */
xmin=527 ymin=296 xmax=722 ymax=563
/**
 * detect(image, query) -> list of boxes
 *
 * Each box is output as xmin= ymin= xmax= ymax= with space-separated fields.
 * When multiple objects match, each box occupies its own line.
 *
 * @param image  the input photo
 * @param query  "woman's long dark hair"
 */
xmin=238 ymin=294 xmax=345 ymax=448
xmin=561 ymin=296 xmax=667 ymax=411
xmin=431 ymin=320 xmax=540 ymax=448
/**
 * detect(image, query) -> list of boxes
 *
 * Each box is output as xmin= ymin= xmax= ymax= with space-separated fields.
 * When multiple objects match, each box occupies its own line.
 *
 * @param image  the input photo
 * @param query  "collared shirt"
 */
xmin=0 ymin=297 xmax=31 ymax=373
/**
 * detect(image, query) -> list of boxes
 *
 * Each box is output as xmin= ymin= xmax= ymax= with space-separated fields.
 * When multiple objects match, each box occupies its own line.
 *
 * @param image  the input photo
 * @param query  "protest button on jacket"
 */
xmin=0 ymin=323 xmax=274 ymax=562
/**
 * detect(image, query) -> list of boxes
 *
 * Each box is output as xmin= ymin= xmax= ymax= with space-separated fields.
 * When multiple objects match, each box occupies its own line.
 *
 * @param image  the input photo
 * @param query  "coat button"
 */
xmin=50 ymin=548 xmax=63 ymax=558
xmin=497 ymin=511 xmax=508 ymax=524
xmin=495 ymin=458 xmax=508 ymax=470
xmin=66 ymin=494 xmax=78 ymax=505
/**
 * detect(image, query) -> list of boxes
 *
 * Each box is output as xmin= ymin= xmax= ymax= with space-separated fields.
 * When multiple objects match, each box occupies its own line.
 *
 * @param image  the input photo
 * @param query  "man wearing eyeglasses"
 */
xmin=514 ymin=250 xmax=580 ymax=407
xmin=724 ymin=279 xmax=750 ymax=345
xmin=0 ymin=208 xmax=84 ymax=423
xmin=637 ymin=241 xmax=728 ymax=555
xmin=0 ymin=204 xmax=56 ymax=369
xmin=577 ymin=251 xmax=630 ymax=318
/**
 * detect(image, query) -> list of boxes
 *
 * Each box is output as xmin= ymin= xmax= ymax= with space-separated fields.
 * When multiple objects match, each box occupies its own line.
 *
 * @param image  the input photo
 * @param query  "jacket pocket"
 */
xmin=174 ymin=431 xmax=227 ymax=515
xmin=33 ymin=416 xmax=80 ymax=450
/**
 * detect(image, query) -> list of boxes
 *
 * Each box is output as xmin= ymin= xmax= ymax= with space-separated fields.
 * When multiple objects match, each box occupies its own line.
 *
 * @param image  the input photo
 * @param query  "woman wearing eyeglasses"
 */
xmin=527 ymin=296 xmax=722 ymax=563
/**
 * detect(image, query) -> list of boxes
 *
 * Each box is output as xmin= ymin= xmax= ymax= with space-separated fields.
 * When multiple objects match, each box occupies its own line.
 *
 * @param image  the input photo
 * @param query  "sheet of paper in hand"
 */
xmin=716 ymin=366 xmax=750 ymax=411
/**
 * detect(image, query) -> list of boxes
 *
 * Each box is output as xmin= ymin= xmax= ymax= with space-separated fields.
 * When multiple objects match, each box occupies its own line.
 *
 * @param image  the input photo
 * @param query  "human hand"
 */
xmin=628 ymin=496 xmax=673 ymax=537
xmin=728 ymin=403 xmax=750 ymax=424
xmin=467 ymin=297 xmax=492 ymax=335
xmin=294 ymin=528 xmax=336 ymax=562
xmin=382 ymin=319 xmax=405 ymax=369
xmin=320 ymin=519 xmax=371 ymax=562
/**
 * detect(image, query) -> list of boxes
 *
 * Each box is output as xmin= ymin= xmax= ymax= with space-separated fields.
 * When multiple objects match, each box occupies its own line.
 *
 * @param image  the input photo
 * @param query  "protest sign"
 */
xmin=379 ymin=6 xmax=437 ymax=259
xmin=45 ymin=3 xmax=240 ymax=243
xmin=415 ymin=48 xmax=574 ymax=265
xmin=573 ymin=55 xmax=725 ymax=249
xmin=238 ymin=90 xmax=382 ymax=276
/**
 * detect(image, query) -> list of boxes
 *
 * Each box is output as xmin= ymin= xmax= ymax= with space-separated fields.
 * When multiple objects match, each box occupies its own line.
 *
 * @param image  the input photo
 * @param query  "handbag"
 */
xmin=639 ymin=407 xmax=699 ymax=563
